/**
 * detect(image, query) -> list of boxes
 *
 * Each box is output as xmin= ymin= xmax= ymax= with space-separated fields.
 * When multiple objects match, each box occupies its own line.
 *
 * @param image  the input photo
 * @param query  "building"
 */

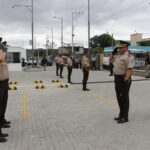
xmin=130 ymin=33 xmax=142 ymax=46
xmin=6 ymin=46 xmax=26 ymax=71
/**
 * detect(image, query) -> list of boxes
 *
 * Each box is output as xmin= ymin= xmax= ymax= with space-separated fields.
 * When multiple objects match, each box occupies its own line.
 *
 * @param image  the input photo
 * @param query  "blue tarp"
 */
xmin=104 ymin=46 xmax=150 ymax=52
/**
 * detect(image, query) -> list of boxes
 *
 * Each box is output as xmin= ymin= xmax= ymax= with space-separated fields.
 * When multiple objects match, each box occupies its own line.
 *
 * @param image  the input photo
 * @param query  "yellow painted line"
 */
xmin=23 ymin=90 xmax=28 ymax=120
xmin=90 ymin=91 xmax=117 ymax=108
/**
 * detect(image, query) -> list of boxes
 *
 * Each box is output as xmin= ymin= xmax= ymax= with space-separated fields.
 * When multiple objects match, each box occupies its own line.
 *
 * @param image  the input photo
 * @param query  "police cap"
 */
xmin=0 ymin=37 xmax=2 ymax=43
xmin=1 ymin=41 xmax=7 ymax=45
xmin=118 ymin=40 xmax=130 ymax=48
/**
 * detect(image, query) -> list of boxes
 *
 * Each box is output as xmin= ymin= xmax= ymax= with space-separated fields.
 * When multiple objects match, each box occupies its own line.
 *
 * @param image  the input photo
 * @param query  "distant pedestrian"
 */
xmin=110 ymin=41 xmax=134 ymax=123
xmin=0 ymin=39 xmax=10 ymax=142
xmin=81 ymin=50 xmax=90 ymax=91
xmin=21 ymin=58 xmax=26 ymax=71
xmin=145 ymin=52 xmax=150 ymax=78
xmin=41 ymin=56 xmax=47 ymax=71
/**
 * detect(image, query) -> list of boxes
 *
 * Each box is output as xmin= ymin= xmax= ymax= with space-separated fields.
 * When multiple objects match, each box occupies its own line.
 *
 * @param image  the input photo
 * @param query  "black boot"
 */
xmin=0 ymin=132 xmax=7 ymax=142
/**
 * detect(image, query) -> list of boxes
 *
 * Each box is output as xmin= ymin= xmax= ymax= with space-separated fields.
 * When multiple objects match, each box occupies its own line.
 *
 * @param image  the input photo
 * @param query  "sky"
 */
xmin=0 ymin=0 xmax=150 ymax=49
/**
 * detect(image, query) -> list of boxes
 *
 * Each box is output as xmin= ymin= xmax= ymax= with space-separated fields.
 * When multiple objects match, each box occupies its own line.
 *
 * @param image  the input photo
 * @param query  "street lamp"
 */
xmin=53 ymin=16 xmax=63 ymax=50
xmin=12 ymin=0 xmax=34 ymax=65
xmin=88 ymin=0 xmax=91 ymax=57
xmin=72 ymin=11 xmax=83 ymax=57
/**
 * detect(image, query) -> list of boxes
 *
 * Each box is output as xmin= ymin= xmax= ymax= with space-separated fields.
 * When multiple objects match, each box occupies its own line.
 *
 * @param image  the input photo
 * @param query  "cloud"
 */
xmin=0 ymin=0 xmax=150 ymax=48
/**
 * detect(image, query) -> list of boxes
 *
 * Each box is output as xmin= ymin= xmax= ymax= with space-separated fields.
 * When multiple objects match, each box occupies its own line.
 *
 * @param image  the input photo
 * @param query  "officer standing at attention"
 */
xmin=67 ymin=55 xmax=73 ymax=83
xmin=54 ymin=54 xmax=60 ymax=76
xmin=81 ymin=50 xmax=90 ymax=91
xmin=58 ymin=54 xmax=64 ymax=78
xmin=110 ymin=41 xmax=134 ymax=123
xmin=0 ymin=38 xmax=10 ymax=142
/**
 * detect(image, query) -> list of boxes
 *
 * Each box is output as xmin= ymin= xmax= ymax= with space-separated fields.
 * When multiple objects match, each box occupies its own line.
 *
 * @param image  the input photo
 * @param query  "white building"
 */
xmin=6 ymin=46 xmax=26 ymax=71
xmin=130 ymin=33 xmax=142 ymax=46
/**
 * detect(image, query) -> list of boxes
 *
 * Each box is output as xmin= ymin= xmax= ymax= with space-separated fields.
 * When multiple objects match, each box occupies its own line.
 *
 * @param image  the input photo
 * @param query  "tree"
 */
xmin=90 ymin=33 xmax=115 ymax=49
xmin=91 ymin=46 xmax=103 ymax=55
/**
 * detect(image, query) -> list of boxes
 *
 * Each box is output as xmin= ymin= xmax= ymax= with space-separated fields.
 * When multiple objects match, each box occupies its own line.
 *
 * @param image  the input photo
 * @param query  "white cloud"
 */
xmin=0 ymin=0 xmax=150 ymax=48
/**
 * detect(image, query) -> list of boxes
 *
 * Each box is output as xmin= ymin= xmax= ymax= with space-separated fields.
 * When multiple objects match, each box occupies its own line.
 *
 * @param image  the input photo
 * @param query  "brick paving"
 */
xmin=0 ymin=66 xmax=150 ymax=150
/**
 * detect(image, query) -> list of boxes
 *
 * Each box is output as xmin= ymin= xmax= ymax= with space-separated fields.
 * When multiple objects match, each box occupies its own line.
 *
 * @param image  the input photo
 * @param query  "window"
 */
xmin=6 ymin=52 xmax=20 ymax=63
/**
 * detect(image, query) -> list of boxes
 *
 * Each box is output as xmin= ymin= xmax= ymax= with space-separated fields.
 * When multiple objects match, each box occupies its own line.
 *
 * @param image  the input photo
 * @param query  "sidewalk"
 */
xmin=0 ymin=67 xmax=150 ymax=150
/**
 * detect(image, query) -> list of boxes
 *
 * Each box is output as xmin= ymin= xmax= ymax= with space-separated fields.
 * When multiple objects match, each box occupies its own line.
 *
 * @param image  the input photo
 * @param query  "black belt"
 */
xmin=114 ymin=75 xmax=125 ymax=77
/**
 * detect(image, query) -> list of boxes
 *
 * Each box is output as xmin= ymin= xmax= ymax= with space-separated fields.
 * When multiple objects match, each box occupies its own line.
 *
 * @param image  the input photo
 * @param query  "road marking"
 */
xmin=90 ymin=91 xmax=117 ymax=108
xmin=23 ymin=90 xmax=28 ymax=120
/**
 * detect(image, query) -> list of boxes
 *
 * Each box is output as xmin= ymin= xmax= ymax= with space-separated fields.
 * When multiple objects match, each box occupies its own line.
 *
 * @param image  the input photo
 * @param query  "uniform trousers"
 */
xmin=0 ymin=80 xmax=9 ymax=127
xmin=56 ymin=63 xmax=60 ymax=76
xmin=114 ymin=75 xmax=131 ymax=119
xmin=82 ymin=67 xmax=89 ymax=89
xmin=67 ymin=66 xmax=72 ymax=82
xmin=59 ymin=65 xmax=64 ymax=77
xmin=109 ymin=63 xmax=114 ymax=75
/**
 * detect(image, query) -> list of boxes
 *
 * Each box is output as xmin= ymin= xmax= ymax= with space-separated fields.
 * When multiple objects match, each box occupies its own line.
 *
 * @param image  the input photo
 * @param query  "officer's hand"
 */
xmin=120 ymin=80 xmax=130 ymax=96
xmin=123 ymin=79 xmax=131 ymax=89
xmin=112 ymin=47 xmax=118 ymax=55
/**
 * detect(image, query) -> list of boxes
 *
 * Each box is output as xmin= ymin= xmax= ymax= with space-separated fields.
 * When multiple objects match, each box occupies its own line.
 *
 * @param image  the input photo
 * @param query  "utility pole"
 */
xmin=12 ymin=0 xmax=34 ymax=66
xmin=71 ymin=11 xmax=83 ymax=57
xmin=88 ymin=0 xmax=91 ymax=57
xmin=52 ymin=27 xmax=54 ymax=54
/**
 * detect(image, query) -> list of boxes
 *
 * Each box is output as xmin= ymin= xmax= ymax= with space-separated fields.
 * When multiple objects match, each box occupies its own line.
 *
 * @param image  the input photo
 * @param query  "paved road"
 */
xmin=0 ymin=66 xmax=150 ymax=150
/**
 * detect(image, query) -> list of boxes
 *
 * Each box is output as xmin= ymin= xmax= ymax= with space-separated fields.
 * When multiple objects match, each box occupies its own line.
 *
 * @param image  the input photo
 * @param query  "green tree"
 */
xmin=90 ymin=33 xmax=115 ymax=49
xmin=91 ymin=46 xmax=103 ymax=54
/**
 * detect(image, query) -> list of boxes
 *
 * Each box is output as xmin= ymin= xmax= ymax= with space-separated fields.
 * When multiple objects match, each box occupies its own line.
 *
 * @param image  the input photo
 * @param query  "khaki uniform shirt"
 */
xmin=55 ymin=56 xmax=59 ymax=64
xmin=67 ymin=57 xmax=73 ymax=67
xmin=82 ymin=55 xmax=90 ymax=68
xmin=113 ymin=52 xmax=134 ymax=75
xmin=0 ymin=49 xmax=9 ymax=81
xmin=58 ymin=57 xmax=64 ymax=65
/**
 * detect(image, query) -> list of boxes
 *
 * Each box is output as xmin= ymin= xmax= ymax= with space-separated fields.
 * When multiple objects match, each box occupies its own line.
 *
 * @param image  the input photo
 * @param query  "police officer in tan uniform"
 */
xmin=67 ymin=55 xmax=73 ymax=83
xmin=58 ymin=54 xmax=64 ymax=78
xmin=0 ymin=38 xmax=10 ymax=142
xmin=54 ymin=54 xmax=60 ymax=76
xmin=110 ymin=41 xmax=134 ymax=123
xmin=81 ymin=50 xmax=90 ymax=91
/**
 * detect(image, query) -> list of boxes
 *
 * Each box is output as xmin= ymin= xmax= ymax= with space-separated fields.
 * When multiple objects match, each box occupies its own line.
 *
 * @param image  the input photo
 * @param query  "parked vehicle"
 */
xmin=27 ymin=57 xmax=37 ymax=65
xmin=38 ymin=56 xmax=53 ymax=66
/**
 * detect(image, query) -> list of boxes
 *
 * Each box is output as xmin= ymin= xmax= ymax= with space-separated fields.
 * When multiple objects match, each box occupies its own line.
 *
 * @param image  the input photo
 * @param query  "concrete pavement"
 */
xmin=0 ymin=66 xmax=150 ymax=150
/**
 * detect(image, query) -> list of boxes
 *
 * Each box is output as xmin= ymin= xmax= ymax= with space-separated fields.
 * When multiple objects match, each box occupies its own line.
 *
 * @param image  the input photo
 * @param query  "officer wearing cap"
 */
xmin=54 ymin=54 xmax=60 ymax=76
xmin=67 ymin=55 xmax=73 ymax=83
xmin=58 ymin=54 xmax=64 ymax=78
xmin=110 ymin=40 xmax=134 ymax=123
xmin=0 ymin=38 xmax=10 ymax=142
xmin=81 ymin=50 xmax=90 ymax=91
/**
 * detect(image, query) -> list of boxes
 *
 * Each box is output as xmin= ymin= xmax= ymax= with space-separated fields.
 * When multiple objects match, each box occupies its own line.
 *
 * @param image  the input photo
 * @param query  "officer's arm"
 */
xmin=109 ymin=54 xmax=114 ymax=63
xmin=125 ymin=68 xmax=132 ymax=80
xmin=0 ymin=49 xmax=6 ymax=63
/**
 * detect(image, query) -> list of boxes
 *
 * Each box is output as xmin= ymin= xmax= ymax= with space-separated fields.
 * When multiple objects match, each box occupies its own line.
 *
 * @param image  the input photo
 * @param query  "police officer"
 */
xmin=58 ymin=54 xmax=64 ymax=78
xmin=0 ymin=39 xmax=10 ymax=142
xmin=145 ymin=52 xmax=150 ymax=78
xmin=67 ymin=55 xmax=73 ymax=83
xmin=54 ymin=54 xmax=60 ymax=76
xmin=81 ymin=50 xmax=90 ymax=91
xmin=110 ymin=41 xmax=134 ymax=123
